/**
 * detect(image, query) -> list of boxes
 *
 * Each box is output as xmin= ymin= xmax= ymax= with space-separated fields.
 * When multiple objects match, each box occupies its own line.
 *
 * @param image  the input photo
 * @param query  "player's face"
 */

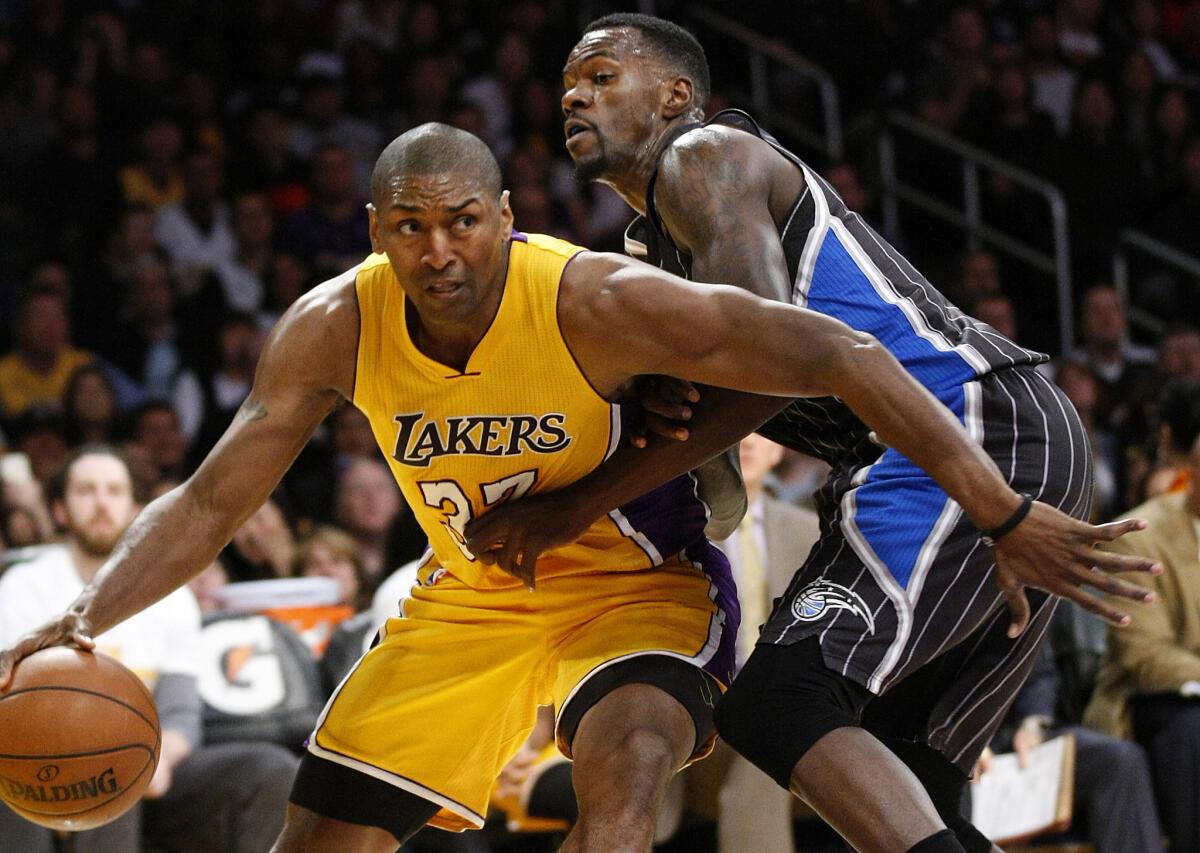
xmin=59 ymin=454 xmax=138 ymax=558
xmin=369 ymin=174 xmax=513 ymax=325
xmin=562 ymin=28 xmax=664 ymax=183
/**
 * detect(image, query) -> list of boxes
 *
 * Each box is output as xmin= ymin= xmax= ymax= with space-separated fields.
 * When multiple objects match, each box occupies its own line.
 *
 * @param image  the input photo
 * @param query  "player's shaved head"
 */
xmin=371 ymin=123 xmax=502 ymax=207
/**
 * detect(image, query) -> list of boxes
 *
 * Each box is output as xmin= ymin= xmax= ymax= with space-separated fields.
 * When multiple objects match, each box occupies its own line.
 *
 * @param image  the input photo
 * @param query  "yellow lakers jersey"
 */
xmin=353 ymin=232 xmax=714 ymax=590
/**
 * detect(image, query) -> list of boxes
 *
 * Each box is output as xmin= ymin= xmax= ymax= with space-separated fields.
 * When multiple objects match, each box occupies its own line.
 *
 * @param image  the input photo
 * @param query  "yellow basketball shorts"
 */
xmin=306 ymin=557 xmax=735 ymax=832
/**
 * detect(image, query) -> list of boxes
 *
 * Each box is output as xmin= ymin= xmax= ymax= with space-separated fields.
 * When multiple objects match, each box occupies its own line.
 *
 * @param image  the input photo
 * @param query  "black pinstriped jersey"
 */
xmin=624 ymin=109 xmax=1049 ymax=470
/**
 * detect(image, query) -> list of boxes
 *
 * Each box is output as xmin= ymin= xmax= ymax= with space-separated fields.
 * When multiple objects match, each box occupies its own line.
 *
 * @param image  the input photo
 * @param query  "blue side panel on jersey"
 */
xmin=804 ymin=230 xmax=975 ymax=393
xmin=806 ymin=230 xmax=973 ymax=588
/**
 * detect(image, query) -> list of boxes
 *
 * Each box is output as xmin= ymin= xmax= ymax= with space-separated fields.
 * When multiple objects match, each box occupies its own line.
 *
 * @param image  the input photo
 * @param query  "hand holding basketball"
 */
xmin=0 ymin=610 xmax=95 ymax=690
xmin=0 ymin=647 xmax=161 ymax=830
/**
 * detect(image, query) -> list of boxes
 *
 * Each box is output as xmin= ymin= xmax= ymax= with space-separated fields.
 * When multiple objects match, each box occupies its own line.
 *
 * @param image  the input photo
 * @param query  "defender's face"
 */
xmin=562 ymin=28 xmax=663 ymax=183
xmin=369 ymin=173 xmax=513 ymax=325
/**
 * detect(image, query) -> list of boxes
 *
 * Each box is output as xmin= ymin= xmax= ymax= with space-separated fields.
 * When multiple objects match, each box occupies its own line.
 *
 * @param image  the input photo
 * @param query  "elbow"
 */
xmin=812 ymin=325 xmax=881 ymax=397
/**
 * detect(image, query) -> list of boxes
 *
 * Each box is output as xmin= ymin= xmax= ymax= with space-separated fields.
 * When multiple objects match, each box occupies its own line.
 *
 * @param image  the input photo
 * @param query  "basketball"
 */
xmin=0 ymin=647 xmax=161 ymax=830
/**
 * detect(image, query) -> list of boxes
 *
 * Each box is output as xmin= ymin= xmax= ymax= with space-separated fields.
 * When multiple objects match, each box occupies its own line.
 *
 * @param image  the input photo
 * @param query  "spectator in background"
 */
xmin=1025 ymin=13 xmax=1078 ymax=136
xmin=980 ymin=603 xmax=1164 ymax=853
xmin=188 ymin=557 xmax=230 ymax=615
xmin=1143 ymin=379 xmax=1200 ymax=497
xmin=462 ymin=30 xmax=534 ymax=161
xmin=118 ymin=115 xmax=185 ymax=211
xmin=1148 ymin=135 xmax=1200 ymax=254
xmin=1067 ymin=284 xmax=1156 ymax=428
xmin=1059 ymin=0 xmax=1107 ymax=67
xmin=1128 ymin=0 xmax=1181 ymax=81
xmin=7 ymin=407 xmax=69 ymax=486
xmin=227 ymin=103 xmax=309 ymax=213
xmin=333 ymin=457 xmax=403 ymax=588
xmin=94 ymin=205 xmax=161 ymax=331
xmin=211 ymin=191 xmax=277 ymax=316
xmin=1119 ymin=51 xmax=1159 ymax=157
xmin=1087 ymin=434 xmax=1200 ymax=853
xmin=953 ymin=248 xmax=1003 ymax=309
xmin=109 ymin=256 xmax=184 ymax=400
xmin=126 ymin=401 xmax=190 ymax=490
xmin=26 ymin=82 xmax=109 ymax=270
xmin=0 ymin=445 xmax=296 ymax=853
xmin=0 ymin=286 xmax=93 ymax=419
xmin=223 ymin=496 xmax=294 ymax=582
xmin=972 ymin=292 xmax=1019 ymax=343
xmin=291 ymin=526 xmax=370 ymax=611
xmin=288 ymin=59 xmax=382 ymax=197
xmin=1055 ymin=359 xmax=1119 ymax=518
xmin=274 ymin=143 xmax=371 ymax=281
xmin=154 ymin=147 xmax=236 ymax=297
xmin=1147 ymin=87 xmax=1193 ymax=195
xmin=174 ymin=311 xmax=263 ymax=456
xmin=62 ymin=363 xmax=120 ymax=446
xmin=912 ymin=3 xmax=992 ymax=133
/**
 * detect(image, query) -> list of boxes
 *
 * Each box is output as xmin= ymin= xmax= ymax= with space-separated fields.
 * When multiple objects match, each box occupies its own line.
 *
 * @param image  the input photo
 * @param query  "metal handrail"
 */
xmin=880 ymin=110 xmax=1074 ymax=353
xmin=684 ymin=6 xmax=843 ymax=161
xmin=1113 ymin=228 xmax=1200 ymax=337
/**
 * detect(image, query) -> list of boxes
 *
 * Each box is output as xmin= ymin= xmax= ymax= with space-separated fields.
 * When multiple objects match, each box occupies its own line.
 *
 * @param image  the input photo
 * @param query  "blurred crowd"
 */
xmin=1 ymin=0 xmax=1200 ymax=851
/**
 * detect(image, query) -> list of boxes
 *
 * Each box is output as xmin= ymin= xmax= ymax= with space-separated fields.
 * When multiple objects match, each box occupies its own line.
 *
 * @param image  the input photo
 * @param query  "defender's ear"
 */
xmin=662 ymin=76 xmax=696 ymax=120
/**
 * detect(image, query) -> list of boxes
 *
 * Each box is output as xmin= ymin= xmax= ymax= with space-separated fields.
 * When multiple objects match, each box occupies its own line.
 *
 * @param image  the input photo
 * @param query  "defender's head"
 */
xmin=562 ymin=13 xmax=709 ymax=185
xmin=368 ymin=123 xmax=512 ymax=323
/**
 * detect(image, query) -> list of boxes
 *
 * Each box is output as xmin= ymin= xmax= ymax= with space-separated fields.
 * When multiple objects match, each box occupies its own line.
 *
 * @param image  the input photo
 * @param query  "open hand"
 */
xmin=992 ymin=503 xmax=1160 ymax=637
xmin=0 ymin=611 xmax=96 ymax=690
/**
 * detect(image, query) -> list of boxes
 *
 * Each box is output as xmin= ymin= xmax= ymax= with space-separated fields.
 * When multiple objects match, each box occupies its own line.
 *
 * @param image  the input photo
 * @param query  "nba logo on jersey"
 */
xmin=791 ymin=580 xmax=876 ymax=634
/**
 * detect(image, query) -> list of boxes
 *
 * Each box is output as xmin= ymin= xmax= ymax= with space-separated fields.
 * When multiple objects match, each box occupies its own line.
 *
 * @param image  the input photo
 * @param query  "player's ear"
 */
xmin=662 ymin=76 xmax=695 ymax=120
xmin=498 ymin=190 xmax=513 ymax=239
xmin=367 ymin=203 xmax=382 ymax=254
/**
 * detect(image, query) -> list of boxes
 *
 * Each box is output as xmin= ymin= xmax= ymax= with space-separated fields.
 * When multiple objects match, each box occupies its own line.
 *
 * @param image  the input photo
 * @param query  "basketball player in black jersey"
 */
xmin=465 ymin=14 xmax=1161 ymax=853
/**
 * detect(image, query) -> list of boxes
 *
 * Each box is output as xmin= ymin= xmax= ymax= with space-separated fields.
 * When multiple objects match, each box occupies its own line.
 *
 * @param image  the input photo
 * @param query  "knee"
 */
xmin=608 ymin=725 xmax=679 ymax=778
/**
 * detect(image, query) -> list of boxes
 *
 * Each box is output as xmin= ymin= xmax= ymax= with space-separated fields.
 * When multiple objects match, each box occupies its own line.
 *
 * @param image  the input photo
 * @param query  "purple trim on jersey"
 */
xmin=616 ymin=475 xmax=712 ymax=560
xmin=685 ymin=539 xmax=739 ymax=687
xmin=511 ymin=230 xmax=528 ymax=242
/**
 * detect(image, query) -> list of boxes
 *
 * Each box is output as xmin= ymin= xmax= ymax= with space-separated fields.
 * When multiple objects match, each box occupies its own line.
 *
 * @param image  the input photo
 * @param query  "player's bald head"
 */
xmin=371 ymin=123 xmax=502 ymax=208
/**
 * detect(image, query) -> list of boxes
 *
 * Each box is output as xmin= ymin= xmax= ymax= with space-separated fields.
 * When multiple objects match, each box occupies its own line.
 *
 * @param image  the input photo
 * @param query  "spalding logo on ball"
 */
xmin=0 ymin=647 xmax=161 ymax=830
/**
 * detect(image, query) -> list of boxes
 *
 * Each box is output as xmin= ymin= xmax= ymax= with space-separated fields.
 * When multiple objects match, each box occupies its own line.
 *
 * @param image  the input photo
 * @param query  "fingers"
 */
xmin=642 ymin=413 xmax=689 ymax=441
xmin=1053 ymin=581 xmax=1131 ymax=627
xmin=1088 ymin=548 xmax=1162 ymax=577
xmin=71 ymin=631 xmax=96 ymax=651
xmin=1065 ymin=564 xmax=1154 ymax=604
xmin=0 ymin=651 xmax=14 ymax=691
xmin=640 ymin=396 xmax=692 ymax=423
xmin=1002 ymin=584 xmax=1031 ymax=639
xmin=1090 ymin=518 xmax=1148 ymax=541
xmin=646 ymin=376 xmax=699 ymax=405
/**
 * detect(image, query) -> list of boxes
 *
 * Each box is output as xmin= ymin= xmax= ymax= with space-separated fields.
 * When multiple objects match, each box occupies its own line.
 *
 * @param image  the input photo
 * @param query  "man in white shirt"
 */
xmin=0 ymin=445 xmax=295 ymax=853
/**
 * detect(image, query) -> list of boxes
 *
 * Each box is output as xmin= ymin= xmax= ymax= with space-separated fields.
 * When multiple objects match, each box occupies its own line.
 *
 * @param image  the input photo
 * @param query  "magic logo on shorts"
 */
xmin=791 ymin=580 xmax=876 ymax=634
xmin=391 ymin=412 xmax=571 ymax=467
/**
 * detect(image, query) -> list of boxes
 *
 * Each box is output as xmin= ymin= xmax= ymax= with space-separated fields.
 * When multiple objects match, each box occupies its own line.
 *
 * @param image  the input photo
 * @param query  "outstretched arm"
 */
xmin=469 ymin=252 xmax=1160 ymax=629
xmin=0 ymin=279 xmax=359 ymax=686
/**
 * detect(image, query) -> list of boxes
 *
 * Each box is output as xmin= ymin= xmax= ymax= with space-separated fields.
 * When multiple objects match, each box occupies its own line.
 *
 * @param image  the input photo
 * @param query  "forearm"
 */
xmin=824 ymin=339 xmax=1021 ymax=530
xmin=69 ymin=484 xmax=245 ymax=635
xmin=572 ymin=390 xmax=788 ymax=518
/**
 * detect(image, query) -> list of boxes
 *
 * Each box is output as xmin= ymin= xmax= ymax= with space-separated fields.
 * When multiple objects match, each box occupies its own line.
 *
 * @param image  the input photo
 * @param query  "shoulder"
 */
xmin=657 ymin=124 xmax=772 ymax=193
xmin=259 ymin=265 xmax=362 ymax=399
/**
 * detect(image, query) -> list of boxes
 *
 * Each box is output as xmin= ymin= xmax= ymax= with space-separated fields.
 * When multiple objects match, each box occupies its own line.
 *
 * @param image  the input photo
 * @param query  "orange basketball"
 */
xmin=0 ymin=647 xmax=161 ymax=830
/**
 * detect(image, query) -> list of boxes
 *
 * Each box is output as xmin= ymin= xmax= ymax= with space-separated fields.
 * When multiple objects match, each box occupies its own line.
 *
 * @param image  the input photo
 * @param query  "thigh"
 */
xmin=309 ymin=576 xmax=544 ymax=832
xmin=545 ymin=556 xmax=735 ymax=764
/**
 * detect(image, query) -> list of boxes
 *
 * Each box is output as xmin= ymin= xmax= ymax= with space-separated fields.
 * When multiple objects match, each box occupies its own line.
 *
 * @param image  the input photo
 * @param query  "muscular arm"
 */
xmin=569 ymin=128 xmax=799 ymax=518
xmin=65 ymin=282 xmax=357 ymax=637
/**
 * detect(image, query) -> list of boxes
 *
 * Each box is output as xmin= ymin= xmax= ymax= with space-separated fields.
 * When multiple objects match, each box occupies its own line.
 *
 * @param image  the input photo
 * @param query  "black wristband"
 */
xmin=980 ymin=494 xmax=1033 ymax=546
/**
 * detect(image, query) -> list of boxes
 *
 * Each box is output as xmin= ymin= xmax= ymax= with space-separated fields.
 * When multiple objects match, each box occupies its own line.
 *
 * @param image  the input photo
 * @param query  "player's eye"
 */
xmin=595 ymin=72 xmax=614 ymax=85
xmin=455 ymin=215 xmax=476 ymax=230
xmin=397 ymin=221 xmax=419 ymax=235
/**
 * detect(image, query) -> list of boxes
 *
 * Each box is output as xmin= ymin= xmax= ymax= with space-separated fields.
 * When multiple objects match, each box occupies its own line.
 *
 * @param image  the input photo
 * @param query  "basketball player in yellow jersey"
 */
xmin=0 ymin=124 xmax=1157 ymax=853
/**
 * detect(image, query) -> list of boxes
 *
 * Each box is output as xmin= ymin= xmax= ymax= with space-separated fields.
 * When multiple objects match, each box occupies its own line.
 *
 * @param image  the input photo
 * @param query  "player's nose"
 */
xmin=562 ymin=84 xmax=589 ymax=116
xmin=421 ymin=228 xmax=454 ymax=270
